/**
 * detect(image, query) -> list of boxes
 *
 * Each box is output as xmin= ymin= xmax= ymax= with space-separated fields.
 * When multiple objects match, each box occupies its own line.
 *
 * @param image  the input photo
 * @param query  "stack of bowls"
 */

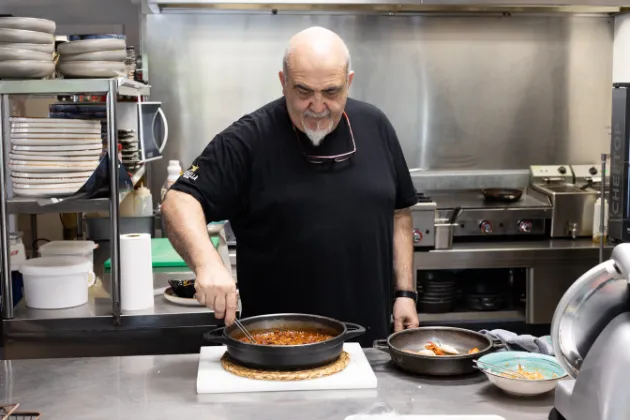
xmin=0 ymin=17 xmax=56 ymax=79
xmin=57 ymin=35 xmax=127 ymax=78
xmin=418 ymin=271 xmax=458 ymax=313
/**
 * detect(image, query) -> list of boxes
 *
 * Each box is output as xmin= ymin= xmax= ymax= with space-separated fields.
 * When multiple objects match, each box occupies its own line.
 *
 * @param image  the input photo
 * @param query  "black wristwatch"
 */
xmin=395 ymin=290 xmax=418 ymax=302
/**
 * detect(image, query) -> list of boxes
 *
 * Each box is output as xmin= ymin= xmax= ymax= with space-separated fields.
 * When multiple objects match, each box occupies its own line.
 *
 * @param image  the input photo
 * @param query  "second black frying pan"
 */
xmin=482 ymin=188 xmax=523 ymax=203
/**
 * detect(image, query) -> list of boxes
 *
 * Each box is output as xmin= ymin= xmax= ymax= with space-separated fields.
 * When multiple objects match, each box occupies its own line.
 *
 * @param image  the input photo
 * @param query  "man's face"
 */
xmin=280 ymin=57 xmax=354 ymax=146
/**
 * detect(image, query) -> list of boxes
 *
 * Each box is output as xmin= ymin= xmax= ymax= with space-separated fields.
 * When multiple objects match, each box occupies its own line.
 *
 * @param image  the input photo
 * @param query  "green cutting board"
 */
xmin=104 ymin=237 xmax=219 ymax=269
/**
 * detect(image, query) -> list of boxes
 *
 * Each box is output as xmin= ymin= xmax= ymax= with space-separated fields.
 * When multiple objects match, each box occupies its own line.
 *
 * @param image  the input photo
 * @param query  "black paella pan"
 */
xmin=373 ymin=326 xmax=503 ymax=376
xmin=203 ymin=313 xmax=365 ymax=370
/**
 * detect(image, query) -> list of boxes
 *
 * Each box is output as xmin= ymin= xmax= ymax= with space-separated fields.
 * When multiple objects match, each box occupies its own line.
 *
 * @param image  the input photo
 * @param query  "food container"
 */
xmin=19 ymin=256 xmax=95 ymax=309
xmin=203 ymin=313 xmax=365 ymax=370
xmin=476 ymin=351 xmax=568 ymax=396
xmin=38 ymin=240 xmax=97 ymax=270
xmin=435 ymin=223 xmax=457 ymax=249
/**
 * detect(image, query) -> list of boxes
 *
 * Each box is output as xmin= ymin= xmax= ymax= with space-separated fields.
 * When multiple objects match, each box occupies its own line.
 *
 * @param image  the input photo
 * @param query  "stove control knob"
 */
xmin=412 ymin=228 xmax=423 ymax=244
xmin=479 ymin=220 xmax=493 ymax=234
xmin=518 ymin=220 xmax=533 ymax=233
xmin=589 ymin=166 xmax=598 ymax=175
xmin=558 ymin=166 xmax=567 ymax=174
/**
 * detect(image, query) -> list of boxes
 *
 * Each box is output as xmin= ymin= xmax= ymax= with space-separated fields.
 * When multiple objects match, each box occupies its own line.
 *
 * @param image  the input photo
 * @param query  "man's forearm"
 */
xmin=393 ymin=207 xmax=415 ymax=291
xmin=162 ymin=190 xmax=224 ymax=272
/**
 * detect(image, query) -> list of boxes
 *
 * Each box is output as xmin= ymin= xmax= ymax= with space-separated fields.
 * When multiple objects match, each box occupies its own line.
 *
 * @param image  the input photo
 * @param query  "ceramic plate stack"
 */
xmin=418 ymin=272 xmax=458 ymax=314
xmin=0 ymin=17 xmax=56 ymax=79
xmin=57 ymin=36 xmax=127 ymax=78
xmin=9 ymin=117 xmax=102 ymax=197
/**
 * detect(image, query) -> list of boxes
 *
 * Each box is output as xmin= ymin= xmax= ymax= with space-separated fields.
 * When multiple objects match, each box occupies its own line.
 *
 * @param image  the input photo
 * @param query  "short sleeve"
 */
xmin=380 ymin=113 xmax=418 ymax=210
xmin=169 ymin=127 xmax=251 ymax=223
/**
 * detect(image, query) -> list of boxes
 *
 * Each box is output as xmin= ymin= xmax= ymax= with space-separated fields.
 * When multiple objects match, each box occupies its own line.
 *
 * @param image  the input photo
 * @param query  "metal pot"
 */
xmin=373 ymin=326 xmax=501 ymax=376
xmin=203 ymin=313 xmax=365 ymax=370
xmin=481 ymin=188 xmax=523 ymax=203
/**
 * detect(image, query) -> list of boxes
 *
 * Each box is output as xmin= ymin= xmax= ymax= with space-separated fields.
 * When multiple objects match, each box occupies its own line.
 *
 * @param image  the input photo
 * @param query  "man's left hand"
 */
xmin=393 ymin=297 xmax=420 ymax=332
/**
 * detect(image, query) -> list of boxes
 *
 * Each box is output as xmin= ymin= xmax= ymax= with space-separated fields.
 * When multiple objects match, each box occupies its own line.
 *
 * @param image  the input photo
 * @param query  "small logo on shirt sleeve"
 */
xmin=182 ymin=164 xmax=199 ymax=181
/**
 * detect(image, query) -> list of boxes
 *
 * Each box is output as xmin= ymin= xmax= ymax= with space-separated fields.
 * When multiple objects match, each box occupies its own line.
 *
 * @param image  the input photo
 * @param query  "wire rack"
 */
xmin=0 ymin=404 xmax=41 ymax=420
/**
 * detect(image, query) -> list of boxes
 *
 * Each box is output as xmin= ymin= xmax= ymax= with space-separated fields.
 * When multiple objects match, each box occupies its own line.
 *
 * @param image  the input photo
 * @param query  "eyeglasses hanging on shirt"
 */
xmin=292 ymin=111 xmax=356 ymax=164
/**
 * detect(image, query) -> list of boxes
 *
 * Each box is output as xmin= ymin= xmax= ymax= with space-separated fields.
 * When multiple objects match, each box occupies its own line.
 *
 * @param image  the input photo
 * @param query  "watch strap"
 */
xmin=395 ymin=290 xmax=418 ymax=302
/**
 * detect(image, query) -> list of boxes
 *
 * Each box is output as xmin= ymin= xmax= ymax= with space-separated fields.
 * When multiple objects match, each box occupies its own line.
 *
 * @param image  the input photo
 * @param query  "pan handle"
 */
xmin=372 ymin=339 xmax=390 ymax=353
xmin=343 ymin=322 xmax=366 ymax=341
xmin=491 ymin=338 xmax=506 ymax=349
xmin=202 ymin=327 xmax=231 ymax=345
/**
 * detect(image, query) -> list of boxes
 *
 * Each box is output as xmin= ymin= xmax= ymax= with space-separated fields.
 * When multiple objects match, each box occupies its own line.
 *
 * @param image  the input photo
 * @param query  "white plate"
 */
xmin=10 ymin=161 xmax=99 ymax=173
xmin=60 ymin=50 xmax=127 ymax=62
xmin=11 ymin=138 xmax=102 ymax=146
xmin=0 ymin=47 xmax=51 ymax=61
xmin=13 ymin=181 xmax=85 ymax=189
xmin=0 ymin=17 xmax=56 ymax=34
xmin=57 ymin=38 xmax=126 ymax=55
xmin=11 ymin=127 xmax=101 ymax=135
xmin=12 ymin=176 xmax=89 ymax=186
xmin=163 ymin=288 xmax=202 ymax=307
xmin=11 ymin=132 xmax=102 ymax=140
xmin=12 ymin=149 xmax=102 ymax=157
xmin=13 ymin=185 xmax=81 ymax=197
xmin=0 ymin=42 xmax=54 ymax=53
xmin=12 ymin=144 xmax=102 ymax=152
xmin=10 ymin=153 xmax=100 ymax=162
xmin=0 ymin=60 xmax=54 ymax=78
xmin=12 ymin=171 xmax=94 ymax=179
xmin=0 ymin=28 xmax=54 ymax=44
xmin=11 ymin=117 xmax=101 ymax=127
xmin=59 ymin=61 xmax=127 ymax=78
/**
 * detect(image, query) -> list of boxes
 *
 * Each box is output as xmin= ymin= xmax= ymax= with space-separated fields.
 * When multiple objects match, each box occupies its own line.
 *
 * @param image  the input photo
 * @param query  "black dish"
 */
xmin=203 ymin=313 xmax=365 ymax=370
xmin=168 ymin=279 xmax=195 ymax=298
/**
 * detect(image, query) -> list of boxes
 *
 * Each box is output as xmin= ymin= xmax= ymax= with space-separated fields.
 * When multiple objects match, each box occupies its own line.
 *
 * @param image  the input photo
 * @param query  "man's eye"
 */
xmin=297 ymin=88 xmax=311 ymax=96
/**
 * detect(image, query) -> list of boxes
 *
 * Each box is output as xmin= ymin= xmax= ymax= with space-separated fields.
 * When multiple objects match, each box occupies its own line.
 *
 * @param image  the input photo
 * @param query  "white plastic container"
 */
xmin=133 ymin=184 xmax=153 ymax=217
xmin=38 ymin=240 xmax=97 ymax=270
xmin=19 ymin=256 xmax=95 ymax=309
xmin=161 ymin=160 xmax=182 ymax=201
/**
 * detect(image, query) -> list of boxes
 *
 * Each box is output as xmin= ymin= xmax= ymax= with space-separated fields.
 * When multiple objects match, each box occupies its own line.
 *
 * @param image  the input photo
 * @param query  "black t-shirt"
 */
xmin=171 ymin=97 xmax=418 ymax=346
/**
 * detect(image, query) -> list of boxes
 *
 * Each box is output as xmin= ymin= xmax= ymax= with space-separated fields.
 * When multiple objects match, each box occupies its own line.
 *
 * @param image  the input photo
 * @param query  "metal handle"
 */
xmin=599 ymin=153 xmax=607 ymax=263
xmin=343 ymin=322 xmax=366 ymax=341
xmin=157 ymin=107 xmax=169 ymax=153
xmin=202 ymin=327 xmax=231 ymax=345
xmin=372 ymin=339 xmax=390 ymax=353
xmin=107 ymin=79 xmax=121 ymax=326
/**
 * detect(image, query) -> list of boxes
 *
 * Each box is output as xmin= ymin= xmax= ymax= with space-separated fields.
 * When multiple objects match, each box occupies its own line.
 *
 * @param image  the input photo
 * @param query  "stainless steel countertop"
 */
xmin=0 ymin=349 xmax=554 ymax=419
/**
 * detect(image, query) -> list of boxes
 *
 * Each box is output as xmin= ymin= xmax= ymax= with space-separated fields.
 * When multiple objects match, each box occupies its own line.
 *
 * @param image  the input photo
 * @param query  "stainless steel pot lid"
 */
xmin=551 ymin=244 xmax=630 ymax=378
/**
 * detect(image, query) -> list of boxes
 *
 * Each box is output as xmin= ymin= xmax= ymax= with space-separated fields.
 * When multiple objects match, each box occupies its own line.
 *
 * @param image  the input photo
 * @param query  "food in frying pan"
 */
xmin=498 ymin=363 xmax=558 ymax=380
xmin=237 ymin=329 xmax=335 ymax=345
xmin=403 ymin=341 xmax=480 ymax=356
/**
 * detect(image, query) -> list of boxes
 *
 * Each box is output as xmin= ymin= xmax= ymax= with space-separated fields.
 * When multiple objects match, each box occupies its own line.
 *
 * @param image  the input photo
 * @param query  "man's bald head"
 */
xmin=279 ymin=27 xmax=354 ymax=146
xmin=282 ymin=26 xmax=351 ymax=84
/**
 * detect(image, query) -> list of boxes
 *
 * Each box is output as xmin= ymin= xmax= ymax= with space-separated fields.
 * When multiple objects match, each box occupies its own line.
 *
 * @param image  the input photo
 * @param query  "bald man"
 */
xmin=163 ymin=26 xmax=419 ymax=346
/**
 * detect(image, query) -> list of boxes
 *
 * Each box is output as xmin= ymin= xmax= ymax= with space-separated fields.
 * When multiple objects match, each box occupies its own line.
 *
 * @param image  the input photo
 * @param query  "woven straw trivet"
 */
xmin=220 ymin=351 xmax=350 ymax=381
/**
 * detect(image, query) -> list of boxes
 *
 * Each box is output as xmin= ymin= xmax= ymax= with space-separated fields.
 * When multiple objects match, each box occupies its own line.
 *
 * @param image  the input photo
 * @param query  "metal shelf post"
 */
xmin=0 ymin=94 xmax=11 ymax=319
xmin=107 ymin=80 xmax=122 ymax=325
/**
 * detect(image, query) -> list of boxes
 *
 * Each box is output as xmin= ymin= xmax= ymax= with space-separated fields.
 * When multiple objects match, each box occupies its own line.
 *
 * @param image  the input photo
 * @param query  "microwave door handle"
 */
xmin=157 ymin=107 xmax=169 ymax=153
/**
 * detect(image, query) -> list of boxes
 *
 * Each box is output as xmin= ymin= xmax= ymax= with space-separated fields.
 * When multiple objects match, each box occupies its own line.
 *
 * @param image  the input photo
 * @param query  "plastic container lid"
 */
xmin=39 ymin=240 xmax=97 ymax=256
xmin=19 ymin=256 xmax=91 ymax=276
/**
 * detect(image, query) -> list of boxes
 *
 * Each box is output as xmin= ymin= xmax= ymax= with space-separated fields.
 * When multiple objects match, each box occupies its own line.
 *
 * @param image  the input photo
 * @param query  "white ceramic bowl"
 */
xmin=0 ymin=17 xmax=56 ymax=34
xmin=57 ymin=38 xmax=126 ymax=55
xmin=58 ymin=60 xmax=127 ymax=78
xmin=0 ymin=28 xmax=54 ymax=44
xmin=0 ymin=47 xmax=51 ymax=62
xmin=0 ymin=42 xmax=54 ymax=53
xmin=476 ymin=351 xmax=568 ymax=397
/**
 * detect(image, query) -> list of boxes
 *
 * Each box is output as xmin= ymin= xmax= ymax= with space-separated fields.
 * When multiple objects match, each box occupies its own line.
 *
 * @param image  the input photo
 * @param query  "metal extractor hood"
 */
xmin=143 ymin=0 xmax=629 ymax=14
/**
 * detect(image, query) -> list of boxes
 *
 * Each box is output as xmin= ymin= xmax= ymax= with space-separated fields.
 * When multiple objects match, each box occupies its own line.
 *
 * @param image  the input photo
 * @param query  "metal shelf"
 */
xmin=6 ymin=165 xmax=146 ymax=215
xmin=0 ymin=78 xmax=150 ymax=96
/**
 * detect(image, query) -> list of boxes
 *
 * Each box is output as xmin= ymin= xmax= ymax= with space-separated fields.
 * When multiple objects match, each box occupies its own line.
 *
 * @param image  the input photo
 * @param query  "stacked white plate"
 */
xmin=0 ymin=17 xmax=56 ymax=79
xmin=58 ymin=38 xmax=127 ymax=78
xmin=8 ymin=117 xmax=102 ymax=197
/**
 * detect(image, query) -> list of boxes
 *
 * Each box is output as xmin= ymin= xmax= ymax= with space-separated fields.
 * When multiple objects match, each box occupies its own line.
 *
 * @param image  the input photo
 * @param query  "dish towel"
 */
xmin=479 ymin=329 xmax=554 ymax=355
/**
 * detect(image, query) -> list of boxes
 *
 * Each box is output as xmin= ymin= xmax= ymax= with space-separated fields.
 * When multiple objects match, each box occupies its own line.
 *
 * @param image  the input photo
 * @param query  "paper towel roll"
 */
xmin=120 ymin=233 xmax=154 ymax=311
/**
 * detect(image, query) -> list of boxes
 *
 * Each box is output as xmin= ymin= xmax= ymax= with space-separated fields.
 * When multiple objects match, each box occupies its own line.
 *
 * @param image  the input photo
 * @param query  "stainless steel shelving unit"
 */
xmin=0 ymin=77 xmax=151 ymax=325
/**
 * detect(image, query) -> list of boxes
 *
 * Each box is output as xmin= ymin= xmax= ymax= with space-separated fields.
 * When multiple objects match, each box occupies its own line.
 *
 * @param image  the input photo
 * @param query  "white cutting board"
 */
xmin=346 ymin=416 xmax=506 ymax=420
xmin=196 ymin=343 xmax=377 ymax=394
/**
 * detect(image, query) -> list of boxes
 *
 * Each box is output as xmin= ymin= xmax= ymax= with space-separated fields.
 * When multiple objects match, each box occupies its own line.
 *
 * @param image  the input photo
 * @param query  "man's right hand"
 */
xmin=194 ymin=265 xmax=238 ymax=326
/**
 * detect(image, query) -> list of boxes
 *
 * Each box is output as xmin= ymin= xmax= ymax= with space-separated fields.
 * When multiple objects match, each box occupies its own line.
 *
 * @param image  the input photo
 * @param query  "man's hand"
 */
xmin=393 ymin=297 xmax=419 ymax=332
xmin=195 ymin=265 xmax=238 ymax=326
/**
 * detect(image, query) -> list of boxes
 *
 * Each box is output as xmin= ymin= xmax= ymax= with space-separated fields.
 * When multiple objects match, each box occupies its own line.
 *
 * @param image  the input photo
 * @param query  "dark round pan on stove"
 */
xmin=482 ymin=188 xmax=523 ymax=203
xmin=203 ymin=313 xmax=365 ymax=370
xmin=373 ymin=326 xmax=502 ymax=376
